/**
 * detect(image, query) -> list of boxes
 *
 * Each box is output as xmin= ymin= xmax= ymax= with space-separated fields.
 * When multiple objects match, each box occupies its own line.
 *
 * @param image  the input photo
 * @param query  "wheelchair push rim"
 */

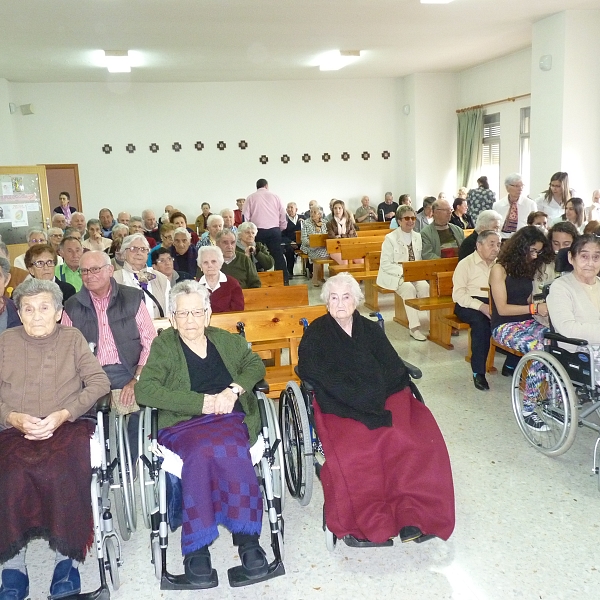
xmin=511 ymin=350 xmax=578 ymax=457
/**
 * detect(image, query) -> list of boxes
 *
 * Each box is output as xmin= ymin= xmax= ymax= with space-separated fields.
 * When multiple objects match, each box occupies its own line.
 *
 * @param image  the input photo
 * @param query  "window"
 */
xmin=481 ymin=112 xmax=500 ymax=197
xmin=520 ymin=107 xmax=531 ymax=188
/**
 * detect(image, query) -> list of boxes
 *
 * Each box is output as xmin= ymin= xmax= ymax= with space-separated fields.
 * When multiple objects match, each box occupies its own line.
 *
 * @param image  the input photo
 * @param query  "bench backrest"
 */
xmin=434 ymin=271 xmax=454 ymax=297
xmin=402 ymin=257 xmax=459 ymax=283
xmin=257 ymin=270 xmax=284 ymax=286
xmin=364 ymin=251 xmax=381 ymax=271
xmin=325 ymin=238 xmax=384 ymax=258
xmin=356 ymin=229 xmax=389 ymax=237
xmin=357 ymin=222 xmax=389 ymax=231
xmin=242 ymin=284 xmax=309 ymax=310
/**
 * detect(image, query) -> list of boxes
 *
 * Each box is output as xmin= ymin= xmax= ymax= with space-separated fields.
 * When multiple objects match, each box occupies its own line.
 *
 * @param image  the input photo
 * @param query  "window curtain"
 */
xmin=457 ymin=108 xmax=484 ymax=189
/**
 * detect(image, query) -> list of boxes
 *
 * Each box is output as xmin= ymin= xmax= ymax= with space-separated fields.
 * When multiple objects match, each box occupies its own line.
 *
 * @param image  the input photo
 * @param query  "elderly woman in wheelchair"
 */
xmin=136 ymin=280 xmax=281 ymax=589
xmin=293 ymin=273 xmax=455 ymax=547
xmin=0 ymin=279 xmax=110 ymax=600
xmin=511 ymin=234 xmax=600 ymax=459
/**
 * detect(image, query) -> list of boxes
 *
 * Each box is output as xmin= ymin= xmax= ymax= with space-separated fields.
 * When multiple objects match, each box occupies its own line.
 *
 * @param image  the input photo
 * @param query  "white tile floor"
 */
xmin=24 ymin=275 xmax=600 ymax=599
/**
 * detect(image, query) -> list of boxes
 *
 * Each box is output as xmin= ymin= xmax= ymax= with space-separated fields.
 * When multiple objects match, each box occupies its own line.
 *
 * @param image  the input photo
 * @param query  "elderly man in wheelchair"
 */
xmin=136 ymin=280 xmax=284 ymax=589
xmin=0 ymin=279 xmax=111 ymax=600
xmin=512 ymin=234 xmax=600 ymax=462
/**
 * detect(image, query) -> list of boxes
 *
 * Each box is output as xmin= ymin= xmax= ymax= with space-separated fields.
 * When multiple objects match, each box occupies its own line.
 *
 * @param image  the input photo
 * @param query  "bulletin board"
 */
xmin=0 ymin=166 xmax=51 ymax=246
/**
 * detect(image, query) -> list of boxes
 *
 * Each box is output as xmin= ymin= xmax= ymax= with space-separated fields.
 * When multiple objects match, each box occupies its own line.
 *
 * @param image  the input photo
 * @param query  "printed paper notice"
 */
xmin=1 ymin=181 xmax=12 ymax=196
xmin=0 ymin=206 xmax=10 ymax=223
xmin=11 ymin=177 xmax=24 ymax=193
xmin=11 ymin=204 xmax=28 ymax=227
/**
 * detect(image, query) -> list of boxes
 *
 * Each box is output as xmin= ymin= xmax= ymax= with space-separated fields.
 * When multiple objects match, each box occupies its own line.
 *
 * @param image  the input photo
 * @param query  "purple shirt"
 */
xmin=243 ymin=187 xmax=287 ymax=230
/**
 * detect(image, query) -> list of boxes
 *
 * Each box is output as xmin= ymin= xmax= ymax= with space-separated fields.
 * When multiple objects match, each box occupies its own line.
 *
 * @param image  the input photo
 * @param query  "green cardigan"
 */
xmin=135 ymin=325 xmax=266 ymax=443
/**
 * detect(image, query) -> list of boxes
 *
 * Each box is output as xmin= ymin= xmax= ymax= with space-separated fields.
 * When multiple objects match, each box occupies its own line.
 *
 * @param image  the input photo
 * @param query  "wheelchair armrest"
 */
xmin=403 ymin=360 xmax=422 ymax=380
xmin=544 ymin=331 xmax=589 ymax=347
xmin=253 ymin=379 xmax=270 ymax=394
xmin=95 ymin=393 xmax=111 ymax=413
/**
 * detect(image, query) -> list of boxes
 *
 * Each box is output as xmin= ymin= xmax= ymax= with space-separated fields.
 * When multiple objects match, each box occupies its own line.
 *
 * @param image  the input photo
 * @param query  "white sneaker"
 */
xmin=410 ymin=329 xmax=427 ymax=342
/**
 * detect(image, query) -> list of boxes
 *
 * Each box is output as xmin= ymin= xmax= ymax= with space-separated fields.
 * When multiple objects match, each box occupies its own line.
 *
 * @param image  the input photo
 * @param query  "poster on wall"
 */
xmin=11 ymin=204 xmax=28 ymax=227
xmin=0 ymin=205 xmax=11 ymax=223
xmin=1 ymin=181 xmax=12 ymax=196
xmin=11 ymin=177 xmax=24 ymax=193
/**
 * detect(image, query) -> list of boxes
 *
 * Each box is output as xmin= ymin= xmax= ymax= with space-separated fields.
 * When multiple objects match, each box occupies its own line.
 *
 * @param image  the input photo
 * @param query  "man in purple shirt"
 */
xmin=243 ymin=179 xmax=289 ymax=285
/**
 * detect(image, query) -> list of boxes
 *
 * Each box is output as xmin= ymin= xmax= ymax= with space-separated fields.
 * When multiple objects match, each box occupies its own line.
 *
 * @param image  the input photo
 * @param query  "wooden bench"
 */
xmin=211 ymin=305 xmax=328 ymax=397
xmin=243 ymin=284 xmax=308 ymax=310
xmin=356 ymin=221 xmax=390 ymax=231
xmin=326 ymin=238 xmax=384 ymax=276
xmin=485 ymin=290 xmax=523 ymax=373
xmin=258 ymin=270 xmax=284 ymax=286
xmin=308 ymin=234 xmax=335 ymax=268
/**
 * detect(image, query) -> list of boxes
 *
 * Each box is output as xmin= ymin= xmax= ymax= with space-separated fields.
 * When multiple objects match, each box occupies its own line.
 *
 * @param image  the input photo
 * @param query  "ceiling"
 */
xmin=1 ymin=0 xmax=597 ymax=83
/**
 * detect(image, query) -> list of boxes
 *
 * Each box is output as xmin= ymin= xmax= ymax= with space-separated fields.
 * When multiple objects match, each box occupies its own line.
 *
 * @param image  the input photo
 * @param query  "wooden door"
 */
xmin=44 ymin=164 xmax=82 ymax=213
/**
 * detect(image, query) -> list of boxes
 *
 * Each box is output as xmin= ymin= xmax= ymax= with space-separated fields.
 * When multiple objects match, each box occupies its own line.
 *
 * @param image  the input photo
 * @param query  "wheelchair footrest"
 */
xmin=343 ymin=536 xmax=394 ymax=548
xmin=228 ymin=560 xmax=285 ymax=588
xmin=160 ymin=571 xmax=218 ymax=590
xmin=57 ymin=586 xmax=110 ymax=600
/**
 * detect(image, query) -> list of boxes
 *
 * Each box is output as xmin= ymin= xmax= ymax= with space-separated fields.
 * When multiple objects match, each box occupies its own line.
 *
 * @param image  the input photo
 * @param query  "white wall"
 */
xmin=7 ymin=79 xmax=401 ymax=220
xmin=0 ymin=79 xmax=18 ymax=165
xmin=459 ymin=49 xmax=532 ymax=195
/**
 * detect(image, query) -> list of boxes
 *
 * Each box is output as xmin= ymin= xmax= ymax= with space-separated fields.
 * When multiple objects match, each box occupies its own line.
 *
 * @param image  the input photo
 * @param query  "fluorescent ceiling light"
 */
xmin=318 ymin=50 xmax=361 ymax=72
xmin=103 ymin=51 xmax=132 ymax=73
xmin=420 ymin=0 xmax=454 ymax=4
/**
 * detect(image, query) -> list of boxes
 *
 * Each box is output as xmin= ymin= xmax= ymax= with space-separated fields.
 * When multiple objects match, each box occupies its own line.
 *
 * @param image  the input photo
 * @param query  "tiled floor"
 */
xmin=25 ymin=275 xmax=600 ymax=599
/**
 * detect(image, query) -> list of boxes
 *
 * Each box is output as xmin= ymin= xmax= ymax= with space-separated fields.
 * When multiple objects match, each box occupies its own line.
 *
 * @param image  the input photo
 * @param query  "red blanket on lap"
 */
xmin=315 ymin=388 xmax=455 ymax=543
xmin=0 ymin=419 xmax=95 ymax=563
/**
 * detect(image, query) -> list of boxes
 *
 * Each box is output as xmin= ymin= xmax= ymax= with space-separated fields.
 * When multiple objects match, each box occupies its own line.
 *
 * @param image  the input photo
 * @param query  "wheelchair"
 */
xmin=279 ymin=313 xmax=426 ymax=550
xmin=137 ymin=382 xmax=285 ymax=589
xmin=511 ymin=330 xmax=600 ymax=481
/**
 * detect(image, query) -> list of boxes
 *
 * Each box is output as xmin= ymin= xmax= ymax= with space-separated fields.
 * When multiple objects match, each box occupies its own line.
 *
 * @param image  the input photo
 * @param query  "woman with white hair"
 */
xmin=236 ymin=222 xmax=274 ymax=272
xmin=297 ymin=273 xmax=454 ymax=546
xmin=458 ymin=209 xmax=503 ymax=261
xmin=113 ymin=233 xmax=170 ymax=318
xmin=196 ymin=215 xmax=224 ymax=248
xmin=13 ymin=229 xmax=48 ymax=271
xmin=493 ymin=173 xmax=537 ymax=239
xmin=197 ymin=245 xmax=244 ymax=313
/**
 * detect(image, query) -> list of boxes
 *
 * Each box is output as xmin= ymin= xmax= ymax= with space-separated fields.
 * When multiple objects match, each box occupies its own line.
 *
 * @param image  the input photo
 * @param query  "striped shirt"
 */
xmin=61 ymin=289 xmax=156 ymax=367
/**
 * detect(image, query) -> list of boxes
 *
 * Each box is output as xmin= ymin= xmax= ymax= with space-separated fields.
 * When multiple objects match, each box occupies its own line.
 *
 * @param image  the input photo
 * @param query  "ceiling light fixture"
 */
xmin=318 ymin=50 xmax=361 ymax=72
xmin=103 ymin=51 xmax=132 ymax=73
xmin=420 ymin=0 xmax=454 ymax=4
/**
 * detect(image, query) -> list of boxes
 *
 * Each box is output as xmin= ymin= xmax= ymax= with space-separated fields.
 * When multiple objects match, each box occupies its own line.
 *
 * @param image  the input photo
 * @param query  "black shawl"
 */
xmin=297 ymin=311 xmax=410 ymax=429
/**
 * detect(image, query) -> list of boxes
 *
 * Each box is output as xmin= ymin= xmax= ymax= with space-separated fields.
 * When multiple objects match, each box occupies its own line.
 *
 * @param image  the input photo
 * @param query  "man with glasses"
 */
xmin=55 ymin=236 xmax=84 ymax=291
xmin=13 ymin=229 xmax=48 ymax=271
xmin=493 ymin=173 xmax=537 ymax=239
xmin=421 ymin=199 xmax=465 ymax=260
xmin=62 ymin=251 xmax=157 ymax=452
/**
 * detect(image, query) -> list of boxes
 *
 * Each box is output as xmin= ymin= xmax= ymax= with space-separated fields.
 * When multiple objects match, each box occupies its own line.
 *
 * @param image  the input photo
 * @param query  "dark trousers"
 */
xmin=454 ymin=300 xmax=491 ymax=375
xmin=282 ymin=240 xmax=296 ymax=276
xmin=256 ymin=227 xmax=288 ymax=284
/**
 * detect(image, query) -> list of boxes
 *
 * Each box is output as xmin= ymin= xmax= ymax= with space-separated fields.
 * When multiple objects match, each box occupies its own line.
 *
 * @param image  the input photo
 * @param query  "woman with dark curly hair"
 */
xmin=489 ymin=227 xmax=554 ymax=428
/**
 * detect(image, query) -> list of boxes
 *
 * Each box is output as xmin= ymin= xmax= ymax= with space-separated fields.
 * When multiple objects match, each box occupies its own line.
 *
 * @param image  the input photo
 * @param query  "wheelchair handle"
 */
xmin=544 ymin=331 xmax=589 ymax=347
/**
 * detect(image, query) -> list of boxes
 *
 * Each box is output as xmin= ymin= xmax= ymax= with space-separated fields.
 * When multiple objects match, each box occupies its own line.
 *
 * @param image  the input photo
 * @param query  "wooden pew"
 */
xmin=357 ymin=222 xmax=390 ymax=231
xmin=326 ymin=238 xmax=384 ymax=276
xmin=258 ymin=270 xmax=284 ymax=286
xmin=308 ymin=234 xmax=335 ymax=269
xmin=243 ymin=284 xmax=309 ymax=310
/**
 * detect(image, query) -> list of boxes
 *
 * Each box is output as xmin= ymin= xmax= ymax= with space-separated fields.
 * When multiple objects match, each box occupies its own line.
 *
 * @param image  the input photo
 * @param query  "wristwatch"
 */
xmin=228 ymin=384 xmax=242 ymax=397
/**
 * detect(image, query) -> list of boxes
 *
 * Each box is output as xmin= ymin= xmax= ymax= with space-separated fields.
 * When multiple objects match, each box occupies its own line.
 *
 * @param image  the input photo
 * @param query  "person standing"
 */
xmin=243 ymin=179 xmax=289 ymax=285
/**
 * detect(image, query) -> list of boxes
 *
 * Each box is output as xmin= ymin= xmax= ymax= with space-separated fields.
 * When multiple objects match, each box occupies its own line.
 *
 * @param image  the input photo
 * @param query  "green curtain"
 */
xmin=457 ymin=108 xmax=484 ymax=189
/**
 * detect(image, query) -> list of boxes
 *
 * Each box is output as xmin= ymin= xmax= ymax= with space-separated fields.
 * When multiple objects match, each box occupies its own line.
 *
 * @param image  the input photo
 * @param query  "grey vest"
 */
xmin=64 ymin=279 xmax=143 ymax=377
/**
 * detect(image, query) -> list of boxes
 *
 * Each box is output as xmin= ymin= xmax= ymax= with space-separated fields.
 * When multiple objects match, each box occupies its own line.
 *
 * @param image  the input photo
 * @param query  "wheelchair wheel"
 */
xmin=138 ymin=408 xmax=158 ymax=530
xmin=279 ymin=381 xmax=314 ymax=506
xmin=104 ymin=536 xmax=120 ymax=591
xmin=151 ymin=537 xmax=162 ymax=580
xmin=261 ymin=394 xmax=286 ymax=512
xmin=108 ymin=412 xmax=132 ymax=541
xmin=511 ymin=351 xmax=578 ymax=457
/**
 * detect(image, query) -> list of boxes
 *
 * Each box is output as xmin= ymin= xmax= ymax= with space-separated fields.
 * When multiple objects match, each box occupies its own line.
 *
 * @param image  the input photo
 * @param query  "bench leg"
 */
xmin=393 ymin=294 xmax=408 ymax=329
xmin=364 ymin=280 xmax=379 ymax=311
xmin=428 ymin=308 xmax=454 ymax=350
xmin=486 ymin=342 xmax=497 ymax=373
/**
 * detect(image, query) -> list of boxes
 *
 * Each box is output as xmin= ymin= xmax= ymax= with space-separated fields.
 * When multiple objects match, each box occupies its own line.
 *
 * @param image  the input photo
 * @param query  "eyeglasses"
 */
xmin=156 ymin=257 xmax=174 ymax=264
xmin=29 ymin=238 xmax=46 ymax=244
xmin=127 ymin=246 xmax=149 ymax=254
xmin=50 ymin=234 xmax=63 ymax=238
xmin=80 ymin=265 xmax=110 ymax=276
xmin=32 ymin=259 xmax=56 ymax=268
xmin=173 ymin=309 xmax=205 ymax=319
xmin=528 ymin=247 xmax=541 ymax=256
xmin=402 ymin=216 xmax=417 ymax=222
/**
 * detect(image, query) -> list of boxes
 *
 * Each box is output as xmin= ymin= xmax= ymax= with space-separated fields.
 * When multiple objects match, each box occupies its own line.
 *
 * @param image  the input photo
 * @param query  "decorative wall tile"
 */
xmin=102 ymin=144 xmax=112 ymax=154
xmin=361 ymin=151 xmax=370 ymax=160
xmin=382 ymin=150 xmax=391 ymax=159
xmin=217 ymin=141 xmax=226 ymax=151
xmin=341 ymin=152 xmax=350 ymax=161
xmin=126 ymin=143 xmax=136 ymax=154
xmin=322 ymin=153 xmax=330 ymax=163
xmin=302 ymin=154 xmax=311 ymax=163
xmin=239 ymin=140 xmax=248 ymax=150
xmin=259 ymin=155 xmax=268 ymax=164
xmin=172 ymin=142 xmax=182 ymax=152
xmin=195 ymin=141 xmax=204 ymax=151
xmin=281 ymin=155 xmax=290 ymax=164
xmin=149 ymin=143 xmax=159 ymax=153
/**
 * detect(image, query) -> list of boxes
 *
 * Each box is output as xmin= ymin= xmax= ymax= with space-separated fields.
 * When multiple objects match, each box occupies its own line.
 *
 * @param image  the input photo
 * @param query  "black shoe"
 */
xmin=501 ymin=365 xmax=515 ymax=377
xmin=400 ymin=526 xmax=422 ymax=543
xmin=184 ymin=547 xmax=214 ymax=585
xmin=238 ymin=542 xmax=268 ymax=579
xmin=473 ymin=373 xmax=489 ymax=391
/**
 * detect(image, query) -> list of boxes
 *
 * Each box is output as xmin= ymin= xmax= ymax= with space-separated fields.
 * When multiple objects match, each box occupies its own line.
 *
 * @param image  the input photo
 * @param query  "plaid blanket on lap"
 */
xmin=158 ymin=412 xmax=262 ymax=555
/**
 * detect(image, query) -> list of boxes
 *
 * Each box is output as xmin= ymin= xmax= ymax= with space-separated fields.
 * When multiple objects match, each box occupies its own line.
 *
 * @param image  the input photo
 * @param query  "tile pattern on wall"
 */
xmin=126 ymin=143 xmax=136 ymax=154
xmin=217 ymin=141 xmax=226 ymax=150
xmin=362 ymin=151 xmax=370 ymax=160
xmin=281 ymin=154 xmax=290 ymax=164
xmin=172 ymin=142 xmax=182 ymax=152
xmin=102 ymin=144 xmax=112 ymax=154
xmin=239 ymin=140 xmax=248 ymax=150
xmin=259 ymin=155 xmax=268 ymax=164
xmin=149 ymin=143 xmax=159 ymax=153
xmin=195 ymin=141 xmax=204 ymax=151
xmin=322 ymin=153 xmax=330 ymax=162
